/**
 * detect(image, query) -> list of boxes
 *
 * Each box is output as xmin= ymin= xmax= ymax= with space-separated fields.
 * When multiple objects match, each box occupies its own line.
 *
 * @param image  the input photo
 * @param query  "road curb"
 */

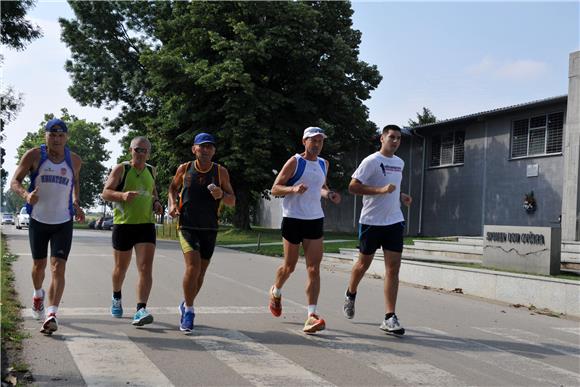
xmin=325 ymin=254 xmax=580 ymax=318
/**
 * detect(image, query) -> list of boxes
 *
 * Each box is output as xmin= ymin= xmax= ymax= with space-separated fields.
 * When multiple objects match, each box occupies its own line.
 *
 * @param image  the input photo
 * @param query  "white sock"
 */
xmin=33 ymin=288 xmax=44 ymax=298
xmin=272 ymin=286 xmax=282 ymax=298
xmin=47 ymin=305 xmax=58 ymax=315
xmin=308 ymin=305 xmax=317 ymax=316
xmin=185 ymin=305 xmax=194 ymax=313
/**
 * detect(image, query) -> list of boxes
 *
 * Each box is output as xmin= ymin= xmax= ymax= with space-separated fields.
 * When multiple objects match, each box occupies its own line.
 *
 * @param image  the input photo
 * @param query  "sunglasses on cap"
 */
xmin=133 ymin=147 xmax=149 ymax=154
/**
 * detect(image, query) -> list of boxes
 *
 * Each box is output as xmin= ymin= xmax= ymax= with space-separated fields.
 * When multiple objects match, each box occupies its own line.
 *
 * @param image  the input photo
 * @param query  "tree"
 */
xmin=408 ymin=107 xmax=437 ymax=128
xmin=3 ymin=189 xmax=25 ymax=213
xmin=1 ymin=0 xmax=42 ymax=208
xmin=60 ymin=1 xmax=382 ymax=229
xmin=15 ymin=109 xmax=111 ymax=208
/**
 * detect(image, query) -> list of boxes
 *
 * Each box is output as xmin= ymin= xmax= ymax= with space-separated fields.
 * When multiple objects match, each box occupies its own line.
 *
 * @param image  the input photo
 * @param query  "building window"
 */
xmin=511 ymin=112 xmax=564 ymax=158
xmin=430 ymin=131 xmax=465 ymax=167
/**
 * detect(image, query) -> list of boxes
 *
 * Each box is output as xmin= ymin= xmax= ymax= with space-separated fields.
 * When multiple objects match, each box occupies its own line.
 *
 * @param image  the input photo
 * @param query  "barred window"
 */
xmin=430 ymin=131 xmax=465 ymax=167
xmin=510 ymin=112 xmax=564 ymax=158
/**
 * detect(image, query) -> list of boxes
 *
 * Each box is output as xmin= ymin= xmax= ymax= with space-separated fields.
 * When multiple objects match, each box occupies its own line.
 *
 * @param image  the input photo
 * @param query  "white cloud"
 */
xmin=466 ymin=56 xmax=548 ymax=80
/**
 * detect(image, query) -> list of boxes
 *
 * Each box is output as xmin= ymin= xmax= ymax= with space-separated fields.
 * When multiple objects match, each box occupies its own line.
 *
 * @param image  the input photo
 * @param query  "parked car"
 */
xmin=101 ymin=217 xmax=114 ymax=230
xmin=16 ymin=207 xmax=30 ymax=229
xmin=96 ymin=216 xmax=113 ymax=230
xmin=1 ymin=213 xmax=15 ymax=225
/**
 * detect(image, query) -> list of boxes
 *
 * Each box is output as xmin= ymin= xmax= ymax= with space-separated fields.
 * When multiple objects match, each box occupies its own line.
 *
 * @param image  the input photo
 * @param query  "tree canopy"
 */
xmin=60 ymin=1 xmax=382 ymax=228
xmin=16 ymin=110 xmax=111 ymax=208
xmin=408 ymin=107 xmax=437 ymax=128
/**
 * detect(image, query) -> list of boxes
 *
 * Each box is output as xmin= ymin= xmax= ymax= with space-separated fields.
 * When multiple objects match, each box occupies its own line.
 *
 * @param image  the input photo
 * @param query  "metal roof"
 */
xmin=411 ymin=95 xmax=568 ymax=130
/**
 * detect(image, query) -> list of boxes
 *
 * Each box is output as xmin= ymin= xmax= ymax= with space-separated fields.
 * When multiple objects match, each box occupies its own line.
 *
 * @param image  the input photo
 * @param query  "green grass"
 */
xmin=1 ymin=234 xmax=31 ymax=381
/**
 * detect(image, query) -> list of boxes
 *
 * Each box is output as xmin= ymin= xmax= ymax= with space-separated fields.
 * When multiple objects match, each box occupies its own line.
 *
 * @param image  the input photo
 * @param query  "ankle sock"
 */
xmin=308 ymin=305 xmax=317 ymax=316
xmin=47 ymin=306 xmax=58 ymax=315
xmin=346 ymin=289 xmax=356 ymax=300
xmin=33 ymin=289 xmax=44 ymax=298
xmin=137 ymin=303 xmax=146 ymax=311
xmin=385 ymin=312 xmax=395 ymax=320
xmin=113 ymin=291 xmax=122 ymax=300
xmin=272 ymin=286 xmax=281 ymax=298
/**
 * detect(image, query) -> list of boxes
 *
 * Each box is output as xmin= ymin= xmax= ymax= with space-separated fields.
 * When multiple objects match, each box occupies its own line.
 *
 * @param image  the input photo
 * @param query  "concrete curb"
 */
xmin=324 ymin=254 xmax=580 ymax=317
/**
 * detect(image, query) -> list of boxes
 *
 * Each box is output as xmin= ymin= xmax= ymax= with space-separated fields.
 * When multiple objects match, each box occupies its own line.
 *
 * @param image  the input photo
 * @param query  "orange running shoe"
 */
xmin=303 ymin=313 xmax=326 ymax=334
xmin=269 ymin=286 xmax=282 ymax=317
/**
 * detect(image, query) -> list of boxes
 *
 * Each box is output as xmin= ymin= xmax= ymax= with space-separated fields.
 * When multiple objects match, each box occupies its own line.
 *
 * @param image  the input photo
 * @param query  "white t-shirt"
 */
xmin=352 ymin=152 xmax=404 ymax=226
xmin=281 ymin=154 xmax=326 ymax=220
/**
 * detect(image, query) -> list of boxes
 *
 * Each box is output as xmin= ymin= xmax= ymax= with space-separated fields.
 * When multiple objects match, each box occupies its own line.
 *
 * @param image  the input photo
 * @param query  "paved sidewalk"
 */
xmin=219 ymin=239 xmax=355 ymax=248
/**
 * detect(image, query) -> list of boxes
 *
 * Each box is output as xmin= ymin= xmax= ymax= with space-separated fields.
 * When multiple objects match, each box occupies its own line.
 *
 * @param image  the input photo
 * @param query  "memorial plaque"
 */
xmin=483 ymin=225 xmax=560 ymax=275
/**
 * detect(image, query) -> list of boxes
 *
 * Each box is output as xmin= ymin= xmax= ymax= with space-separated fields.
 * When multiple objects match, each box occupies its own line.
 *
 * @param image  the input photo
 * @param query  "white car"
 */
xmin=16 ymin=207 xmax=30 ymax=229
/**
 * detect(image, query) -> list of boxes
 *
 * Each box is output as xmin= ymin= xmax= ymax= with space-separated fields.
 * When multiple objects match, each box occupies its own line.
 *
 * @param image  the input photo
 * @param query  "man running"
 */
xmin=101 ymin=136 xmax=163 ymax=326
xmin=268 ymin=126 xmax=341 ymax=334
xmin=342 ymin=124 xmax=412 ymax=335
xmin=168 ymin=133 xmax=235 ymax=333
xmin=10 ymin=118 xmax=85 ymax=334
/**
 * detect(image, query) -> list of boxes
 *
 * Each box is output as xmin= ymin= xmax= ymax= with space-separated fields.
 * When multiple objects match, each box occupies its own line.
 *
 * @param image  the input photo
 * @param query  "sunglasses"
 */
xmin=133 ymin=147 xmax=149 ymax=154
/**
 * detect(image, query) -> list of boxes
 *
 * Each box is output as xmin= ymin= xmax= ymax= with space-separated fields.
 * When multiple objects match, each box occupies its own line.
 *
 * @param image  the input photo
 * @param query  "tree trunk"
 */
xmin=232 ymin=186 xmax=251 ymax=230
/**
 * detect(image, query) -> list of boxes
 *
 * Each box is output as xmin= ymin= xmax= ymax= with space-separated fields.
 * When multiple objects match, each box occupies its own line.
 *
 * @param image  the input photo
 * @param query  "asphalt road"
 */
xmin=3 ymin=225 xmax=580 ymax=386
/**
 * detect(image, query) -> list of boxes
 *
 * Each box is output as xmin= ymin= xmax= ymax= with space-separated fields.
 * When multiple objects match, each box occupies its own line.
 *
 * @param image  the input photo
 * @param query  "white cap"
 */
xmin=303 ymin=126 xmax=327 ymax=139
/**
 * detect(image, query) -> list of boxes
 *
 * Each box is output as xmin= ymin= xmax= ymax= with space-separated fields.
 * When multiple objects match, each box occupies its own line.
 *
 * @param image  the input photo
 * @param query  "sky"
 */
xmin=2 ymin=1 xmax=579 ymax=189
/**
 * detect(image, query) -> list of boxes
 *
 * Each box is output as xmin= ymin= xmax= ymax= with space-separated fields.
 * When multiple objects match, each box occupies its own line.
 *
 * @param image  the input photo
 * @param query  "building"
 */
xmin=258 ymin=51 xmax=580 ymax=243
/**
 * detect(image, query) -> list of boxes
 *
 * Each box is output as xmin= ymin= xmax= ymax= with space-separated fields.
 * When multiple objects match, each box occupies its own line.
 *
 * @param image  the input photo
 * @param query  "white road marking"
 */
xmin=27 ymin=306 xmax=305 ymax=317
xmin=190 ymin=327 xmax=334 ymax=386
xmin=475 ymin=327 xmax=580 ymax=358
xmin=64 ymin=332 xmax=174 ymax=386
xmin=415 ymin=327 xmax=580 ymax=385
xmin=290 ymin=328 xmax=462 ymax=386
xmin=554 ymin=327 xmax=580 ymax=337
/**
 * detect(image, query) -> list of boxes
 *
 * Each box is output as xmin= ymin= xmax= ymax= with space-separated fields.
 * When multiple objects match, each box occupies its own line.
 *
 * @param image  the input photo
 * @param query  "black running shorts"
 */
xmin=29 ymin=218 xmax=73 ymax=260
xmin=358 ymin=222 xmax=405 ymax=254
xmin=178 ymin=228 xmax=218 ymax=260
xmin=281 ymin=217 xmax=324 ymax=245
xmin=112 ymin=223 xmax=156 ymax=251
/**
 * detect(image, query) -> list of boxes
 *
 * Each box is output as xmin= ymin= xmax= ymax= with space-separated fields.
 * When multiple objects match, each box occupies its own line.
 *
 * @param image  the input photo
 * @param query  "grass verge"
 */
xmin=1 ymin=234 xmax=32 ymax=385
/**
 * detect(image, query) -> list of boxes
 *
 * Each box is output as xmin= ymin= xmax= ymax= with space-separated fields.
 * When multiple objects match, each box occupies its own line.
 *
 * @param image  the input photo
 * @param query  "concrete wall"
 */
xmin=413 ymin=102 xmax=567 ymax=237
xmin=482 ymin=103 xmax=565 ymax=230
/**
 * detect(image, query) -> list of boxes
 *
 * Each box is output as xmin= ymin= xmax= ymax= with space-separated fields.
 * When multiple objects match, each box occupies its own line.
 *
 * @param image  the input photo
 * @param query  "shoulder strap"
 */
xmin=145 ymin=163 xmax=156 ymax=179
xmin=26 ymin=145 xmax=49 ymax=214
xmin=115 ymin=162 xmax=131 ymax=192
xmin=286 ymin=156 xmax=306 ymax=186
xmin=318 ymin=158 xmax=327 ymax=176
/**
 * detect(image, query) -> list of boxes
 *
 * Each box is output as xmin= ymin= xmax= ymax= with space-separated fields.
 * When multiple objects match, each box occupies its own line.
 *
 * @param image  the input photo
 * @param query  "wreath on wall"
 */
xmin=523 ymin=191 xmax=537 ymax=213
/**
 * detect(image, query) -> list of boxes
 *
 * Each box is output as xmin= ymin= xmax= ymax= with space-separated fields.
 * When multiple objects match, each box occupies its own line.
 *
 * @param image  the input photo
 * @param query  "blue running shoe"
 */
xmin=179 ymin=301 xmax=195 ymax=332
xmin=132 ymin=308 xmax=153 ymax=326
xmin=111 ymin=297 xmax=123 ymax=318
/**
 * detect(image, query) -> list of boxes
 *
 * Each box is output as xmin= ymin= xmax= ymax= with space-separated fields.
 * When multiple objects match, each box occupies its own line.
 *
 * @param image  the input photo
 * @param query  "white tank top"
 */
xmin=31 ymin=158 xmax=74 ymax=224
xmin=281 ymin=154 xmax=326 ymax=220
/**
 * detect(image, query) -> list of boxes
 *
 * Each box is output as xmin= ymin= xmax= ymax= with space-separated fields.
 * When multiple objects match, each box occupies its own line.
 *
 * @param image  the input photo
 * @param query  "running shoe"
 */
xmin=179 ymin=301 xmax=195 ymax=333
xmin=40 ymin=313 xmax=58 ymax=334
xmin=132 ymin=308 xmax=154 ymax=326
xmin=269 ymin=286 xmax=282 ymax=317
xmin=343 ymin=293 xmax=355 ymax=319
xmin=111 ymin=297 xmax=123 ymax=318
xmin=303 ymin=313 xmax=326 ymax=334
xmin=379 ymin=314 xmax=405 ymax=335
xmin=32 ymin=290 xmax=45 ymax=320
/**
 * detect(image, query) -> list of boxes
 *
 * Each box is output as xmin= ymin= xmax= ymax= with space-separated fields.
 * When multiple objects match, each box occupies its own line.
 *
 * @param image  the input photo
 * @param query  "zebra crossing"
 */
xmin=26 ymin=308 xmax=580 ymax=387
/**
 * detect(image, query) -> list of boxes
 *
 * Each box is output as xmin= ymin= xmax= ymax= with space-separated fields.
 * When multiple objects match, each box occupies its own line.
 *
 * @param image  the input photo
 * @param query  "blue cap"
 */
xmin=194 ymin=133 xmax=216 ymax=145
xmin=45 ymin=118 xmax=68 ymax=133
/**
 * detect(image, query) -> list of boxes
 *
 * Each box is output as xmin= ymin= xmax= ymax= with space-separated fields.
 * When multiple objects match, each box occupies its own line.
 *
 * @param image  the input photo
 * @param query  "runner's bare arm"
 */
xmin=349 ymin=178 xmax=396 ymax=196
xmin=168 ymin=163 xmax=187 ymax=217
xmin=10 ymin=148 xmax=40 ymax=204
xmin=218 ymin=166 xmax=236 ymax=207
xmin=271 ymin=157 xmax=307 ymax=196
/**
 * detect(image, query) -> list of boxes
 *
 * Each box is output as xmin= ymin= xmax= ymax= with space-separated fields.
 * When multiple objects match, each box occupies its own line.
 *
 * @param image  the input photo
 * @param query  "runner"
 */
xmin=101 ymin=136 xmax=163 ymax=326
xmin=342 ymin=124 xmax=412 ymax=335
xmin=268 ymin=126 xmax=341 ymax=333
xmin=10 ymin=118 xmax=85 ymax=334
xmin=168 ymin=133 xmax=235 ymax=332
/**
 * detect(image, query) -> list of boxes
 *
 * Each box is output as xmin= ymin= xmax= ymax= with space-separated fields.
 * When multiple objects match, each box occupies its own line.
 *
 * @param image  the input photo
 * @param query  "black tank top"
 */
xmin=178 ymin=161 xmax=221 ymax=230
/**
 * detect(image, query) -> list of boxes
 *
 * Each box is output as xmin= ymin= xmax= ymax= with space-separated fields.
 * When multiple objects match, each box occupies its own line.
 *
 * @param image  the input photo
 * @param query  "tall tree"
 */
xmin=60 ymin=1 xmax=382 ymax=229
xmin=1 ymin=0 xmax=42 ymax=206
xmin=16 ymin=110 xmax=110 ymax=208
xmin=408 ymin=107 xmax=437 ymax=127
